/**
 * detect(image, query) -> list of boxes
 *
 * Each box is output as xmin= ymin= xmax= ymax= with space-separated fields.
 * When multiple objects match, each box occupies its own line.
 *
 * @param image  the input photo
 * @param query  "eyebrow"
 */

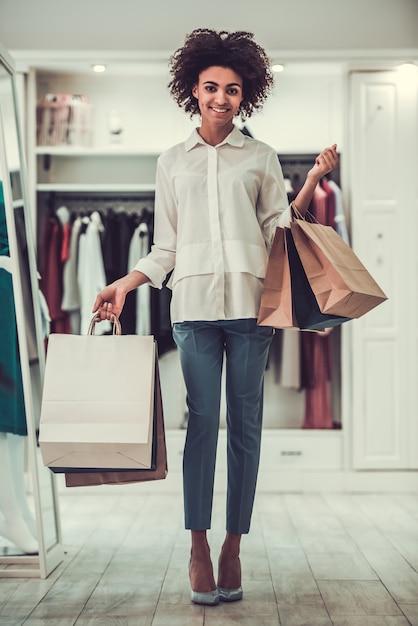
xmin=203 ymin=80 xmax=242 ymax=88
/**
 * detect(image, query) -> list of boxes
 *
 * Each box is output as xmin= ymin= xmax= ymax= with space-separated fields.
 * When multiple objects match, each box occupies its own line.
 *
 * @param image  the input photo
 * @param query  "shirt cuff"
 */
xmin=277 ymin=206 xmax=292 ymax=228
xmin=134 ymin=258 xmax=166 ymax=289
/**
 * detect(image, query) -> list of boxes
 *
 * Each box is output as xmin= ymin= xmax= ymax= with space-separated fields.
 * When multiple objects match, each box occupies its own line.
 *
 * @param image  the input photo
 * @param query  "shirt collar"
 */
xmin=185 ymin=125 xmax=246 ymax=152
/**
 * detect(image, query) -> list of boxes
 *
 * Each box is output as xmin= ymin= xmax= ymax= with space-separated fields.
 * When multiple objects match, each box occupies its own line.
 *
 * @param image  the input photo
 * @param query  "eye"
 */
xmin=205 ymin=85 xmax=216 ymax=92
xmin=228 ymin=88 xmax=239 ymax=95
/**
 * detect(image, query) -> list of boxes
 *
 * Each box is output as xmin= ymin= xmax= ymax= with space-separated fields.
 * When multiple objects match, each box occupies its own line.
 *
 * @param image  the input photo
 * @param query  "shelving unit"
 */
xmin=35 ymin=148 xmax=159 ymax=192
xmin=25 ymin=66 xmax=196 ymax=227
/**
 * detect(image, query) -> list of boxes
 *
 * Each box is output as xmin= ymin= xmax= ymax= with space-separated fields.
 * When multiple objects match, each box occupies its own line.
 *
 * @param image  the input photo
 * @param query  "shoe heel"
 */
xmin=218 ymin=586 xmax=243 ymax=602
xmin=191 ymin=589 xmax=220 ymax=606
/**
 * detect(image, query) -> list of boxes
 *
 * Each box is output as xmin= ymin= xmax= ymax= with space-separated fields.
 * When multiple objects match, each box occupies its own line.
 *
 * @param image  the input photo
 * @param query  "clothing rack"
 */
xmin=278 ymin=153 xmax=341 ymax=188
xmin=43 ymin=190 xmax=155 ymax=218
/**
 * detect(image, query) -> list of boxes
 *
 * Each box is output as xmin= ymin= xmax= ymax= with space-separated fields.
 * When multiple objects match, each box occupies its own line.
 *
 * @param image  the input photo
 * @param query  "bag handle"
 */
xmin=87 ymin=315 xmax=122 ymax=336
xmin=290 ymin=201 xmax=318 ymax=224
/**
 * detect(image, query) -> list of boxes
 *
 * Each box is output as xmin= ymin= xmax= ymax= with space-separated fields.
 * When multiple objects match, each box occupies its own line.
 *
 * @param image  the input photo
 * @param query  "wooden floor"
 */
xmin=1 ymin=487 xmax=418 ymax=625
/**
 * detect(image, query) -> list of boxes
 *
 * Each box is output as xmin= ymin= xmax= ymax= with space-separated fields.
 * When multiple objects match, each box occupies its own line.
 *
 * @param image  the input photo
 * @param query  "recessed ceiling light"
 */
xmin=397 ymin=61 xmax=418 ymax=74
xmin=92 ymin=64 xmax=106 ymax=73
xmin=272 ymin=64 xmax=285 ymax=73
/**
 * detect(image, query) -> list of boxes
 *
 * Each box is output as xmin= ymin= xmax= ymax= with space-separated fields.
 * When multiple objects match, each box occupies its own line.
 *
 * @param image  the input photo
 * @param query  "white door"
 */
xmin=349 ymin=70 xmax=418 ymax=469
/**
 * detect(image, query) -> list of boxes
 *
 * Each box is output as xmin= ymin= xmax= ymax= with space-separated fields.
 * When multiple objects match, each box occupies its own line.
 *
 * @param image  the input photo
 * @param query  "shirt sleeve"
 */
xmin=256 ymin=149 xmax=292 ymax=249
xmin=134 ymin=157 xmax=177 ymax=289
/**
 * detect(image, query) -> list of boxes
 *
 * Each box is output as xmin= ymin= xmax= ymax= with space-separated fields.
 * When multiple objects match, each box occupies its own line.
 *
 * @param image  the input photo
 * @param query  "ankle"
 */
xmin=190 ymin=530 xmax=211 ymax=560
xmin=220 ymin=532 xmax=241 ymax=558
xmin=189 ymin=532 xmax=216 ymax=593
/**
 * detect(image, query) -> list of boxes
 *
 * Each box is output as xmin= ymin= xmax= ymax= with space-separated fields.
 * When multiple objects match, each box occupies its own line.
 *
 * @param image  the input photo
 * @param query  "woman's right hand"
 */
xmin=92 ymin=283 xmax=127 ymax=321
xmin=92 ymin=270 xmax=150 ymax=321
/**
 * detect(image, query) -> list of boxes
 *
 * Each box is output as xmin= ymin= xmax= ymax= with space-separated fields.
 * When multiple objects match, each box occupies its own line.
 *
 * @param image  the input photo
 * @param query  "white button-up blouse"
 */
xmin=134 ymin=125 xmax=291 ymax=323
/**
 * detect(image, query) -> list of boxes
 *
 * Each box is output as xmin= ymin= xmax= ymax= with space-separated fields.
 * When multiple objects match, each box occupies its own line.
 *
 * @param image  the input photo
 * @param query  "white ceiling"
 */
xmin=0 ymin=0 xmax=417 ymax=56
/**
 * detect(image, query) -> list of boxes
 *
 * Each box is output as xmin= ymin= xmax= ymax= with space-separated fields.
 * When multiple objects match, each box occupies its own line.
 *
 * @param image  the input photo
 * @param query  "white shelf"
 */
xmin=35 ymin=146 xmax=161 ymax=157
xmin=36 ymin=183 xmax=156 ymax=193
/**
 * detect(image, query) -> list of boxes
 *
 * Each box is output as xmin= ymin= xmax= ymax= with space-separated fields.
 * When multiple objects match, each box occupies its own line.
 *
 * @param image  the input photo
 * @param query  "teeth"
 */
xmin=212 ymin=107 xmax=228 ymax=112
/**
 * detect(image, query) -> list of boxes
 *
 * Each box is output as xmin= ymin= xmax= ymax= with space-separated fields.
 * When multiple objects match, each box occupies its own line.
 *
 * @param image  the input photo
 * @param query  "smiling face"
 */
xmin=192 ymin=66 xmax=244 ymax=132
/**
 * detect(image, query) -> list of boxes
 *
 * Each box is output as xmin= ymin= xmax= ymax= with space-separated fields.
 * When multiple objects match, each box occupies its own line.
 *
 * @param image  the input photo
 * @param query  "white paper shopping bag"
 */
xmin=39 ymin=321 xmax=156 ymax=471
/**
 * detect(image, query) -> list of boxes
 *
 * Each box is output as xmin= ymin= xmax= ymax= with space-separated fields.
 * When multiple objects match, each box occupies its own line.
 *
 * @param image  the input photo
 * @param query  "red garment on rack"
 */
xmin=61 ymin=222 xmax=71 ymax=262
xmin=40 ymin=216 xmax=70 ymax=334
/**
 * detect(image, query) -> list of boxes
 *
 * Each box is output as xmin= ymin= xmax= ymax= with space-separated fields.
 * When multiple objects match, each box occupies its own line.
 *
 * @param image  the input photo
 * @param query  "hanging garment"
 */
xmin=56 ymin=205 xmax=71 ymax=262
xmin=0 ymin=187 xmax=27 ymax=435
xmin=77 ymin=212 xmax=111 ymax=336
xmin=14 ymin=206 xmax=38 ymax=361
xmin=38 ymin=287 xmax=51 ymax=339
xmin=128 ymin=221 xmax=151 ymax=335
xmin=301 ymin=330 xmax=332 ymax=429
xmin=40 ymin=215 xmax=70 ymax=334
xmin=280 ymin=329 xmax=301 ymax=389
xmin=102 ymin=209 xmax=137 ymax=334
xmin=319 ymin=177 xmax=336 ymax=227
xmin=102 ymin=209 xmax=137 ymax=282
xmin=61 ymin=216 xmax=82 ymax=334
xmin=0 ymin=265 xmax=28 ymax=435
xmin=328 ymin=179 xmax=349 ymax=244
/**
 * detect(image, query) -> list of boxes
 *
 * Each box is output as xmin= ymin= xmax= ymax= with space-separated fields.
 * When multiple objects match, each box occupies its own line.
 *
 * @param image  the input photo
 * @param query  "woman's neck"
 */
xmin=197 ymin=122 xmax=234 ymax=147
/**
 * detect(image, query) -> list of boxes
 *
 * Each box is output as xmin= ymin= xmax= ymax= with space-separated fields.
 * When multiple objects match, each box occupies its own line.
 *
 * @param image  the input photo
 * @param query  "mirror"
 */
xmin=0 ymin=43 xmax=62 ymax=578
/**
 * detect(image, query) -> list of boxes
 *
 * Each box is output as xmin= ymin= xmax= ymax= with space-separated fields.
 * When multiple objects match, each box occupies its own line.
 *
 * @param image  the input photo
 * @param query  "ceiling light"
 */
xmin=272 ymin=64 xmax=285 ymax=73
xmin=92 ymin=64 xmax=106 ymax=73
xmin=397 ymin=61 xmax=418 ymax=75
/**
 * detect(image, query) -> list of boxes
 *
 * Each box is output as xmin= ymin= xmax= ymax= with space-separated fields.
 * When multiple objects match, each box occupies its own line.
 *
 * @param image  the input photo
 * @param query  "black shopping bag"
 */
xmin=285 ymin=229 xmax=350 ymax=331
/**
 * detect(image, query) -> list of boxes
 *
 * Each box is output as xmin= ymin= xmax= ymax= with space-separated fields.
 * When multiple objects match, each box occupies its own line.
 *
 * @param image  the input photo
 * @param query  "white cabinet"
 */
xmin=349 ymin=71 xmax=418 ymax=469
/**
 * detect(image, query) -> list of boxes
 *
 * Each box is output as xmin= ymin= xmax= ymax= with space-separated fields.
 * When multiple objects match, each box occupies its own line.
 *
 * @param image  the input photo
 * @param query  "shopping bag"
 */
xmin=290 ymin=217 xmax=388 ymax=318
xmin=64 ymin=360 xmax=168 ymax=486
xmin=257 ymin=227 xmax=298 ymax=329
xmin=39 ymin=316 xmax=157 ymax=471
xmin=286 ymin=228 xmax=351 ymax=331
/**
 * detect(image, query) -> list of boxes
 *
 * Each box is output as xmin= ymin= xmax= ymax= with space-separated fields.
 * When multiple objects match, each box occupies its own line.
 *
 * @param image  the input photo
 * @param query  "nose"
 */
xmin=215 ymin=90 xmax=227 ymax=104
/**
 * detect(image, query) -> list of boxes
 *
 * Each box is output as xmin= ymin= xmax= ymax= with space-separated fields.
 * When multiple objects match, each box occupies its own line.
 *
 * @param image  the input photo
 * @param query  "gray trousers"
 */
xmin=172 ymin=319 xmax=273 ymax=534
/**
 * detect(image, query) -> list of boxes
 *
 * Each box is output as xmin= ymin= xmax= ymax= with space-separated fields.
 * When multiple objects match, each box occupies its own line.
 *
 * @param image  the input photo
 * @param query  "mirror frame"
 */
xmin=0 ymin=42 xmax=63 ymax=579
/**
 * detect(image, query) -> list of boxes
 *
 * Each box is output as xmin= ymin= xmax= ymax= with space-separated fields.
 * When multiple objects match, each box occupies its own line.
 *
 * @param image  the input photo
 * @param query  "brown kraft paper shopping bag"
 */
xmin=65 ymin=361 xmax=167 ymax=487
xmin=257 ymin=226 xmax=298 ymax=329
xmin=289 ymin=218 xmax=388 ymax=318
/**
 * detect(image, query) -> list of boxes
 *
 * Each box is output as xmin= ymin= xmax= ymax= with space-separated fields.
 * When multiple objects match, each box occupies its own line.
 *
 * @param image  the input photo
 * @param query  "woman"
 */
xmin=93 ymin=28 xmax=338 ymax=606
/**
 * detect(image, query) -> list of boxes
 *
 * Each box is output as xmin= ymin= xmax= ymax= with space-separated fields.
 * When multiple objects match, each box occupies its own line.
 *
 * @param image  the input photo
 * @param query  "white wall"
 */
xmin=35 ymin=64 xmax=344 ymax=156
xmin=0 ymin=0 xmax=417 ymax=53
xmin=248 ymin=71 xmax=345 ymax=153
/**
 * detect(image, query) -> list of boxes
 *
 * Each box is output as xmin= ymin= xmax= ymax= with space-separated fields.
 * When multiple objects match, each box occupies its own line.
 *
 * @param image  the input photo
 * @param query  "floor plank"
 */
xmin=333 ymin=615 xmax=409 ymax=626
xmin=307 ymin=552 xmax=379 ymax=581
xmin=399 ymin=604 xmax=418 ymax=626
xmin=278 ymin=603 xmax=333 ymax=626
xmin=318 ymin=580 xmax=402 ymax=617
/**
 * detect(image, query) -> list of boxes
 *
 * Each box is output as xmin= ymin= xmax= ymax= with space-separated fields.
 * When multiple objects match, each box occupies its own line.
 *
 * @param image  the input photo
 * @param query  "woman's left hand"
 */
xmin=308 ymin=144 xmax=339 ymax=182
xmin=292 ymin=144 xmax=340 ymax=217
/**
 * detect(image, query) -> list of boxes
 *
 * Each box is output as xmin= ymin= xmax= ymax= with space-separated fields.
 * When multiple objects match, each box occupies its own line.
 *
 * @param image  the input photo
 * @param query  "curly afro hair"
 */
xmin=168 ymin=28 xmax=274 ymax=120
